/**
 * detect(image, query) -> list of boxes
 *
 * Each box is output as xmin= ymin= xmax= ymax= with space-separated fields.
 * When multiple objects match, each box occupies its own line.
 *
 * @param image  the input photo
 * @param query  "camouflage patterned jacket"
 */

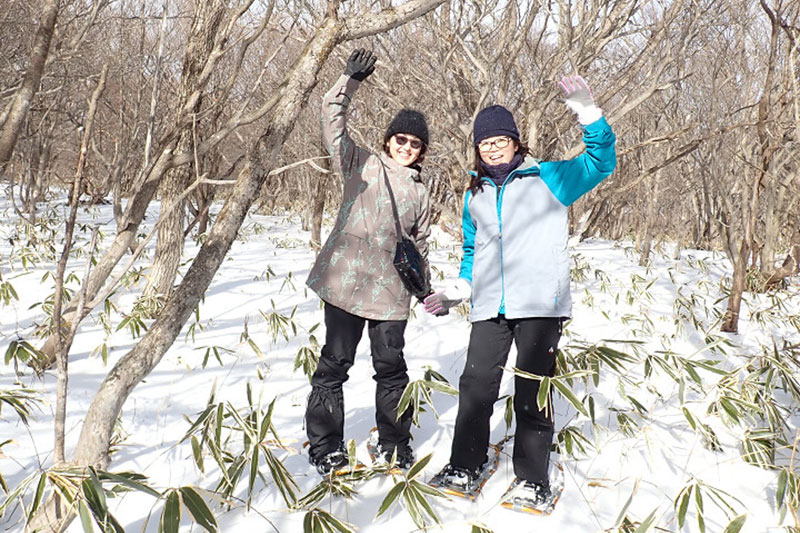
xmin=306 ymin=75 xmax=431 ymax=320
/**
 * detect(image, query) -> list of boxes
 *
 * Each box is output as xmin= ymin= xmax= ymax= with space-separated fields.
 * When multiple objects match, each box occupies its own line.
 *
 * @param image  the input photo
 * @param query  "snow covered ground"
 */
xmin=1 ymin=200 xmax=799 ymax=532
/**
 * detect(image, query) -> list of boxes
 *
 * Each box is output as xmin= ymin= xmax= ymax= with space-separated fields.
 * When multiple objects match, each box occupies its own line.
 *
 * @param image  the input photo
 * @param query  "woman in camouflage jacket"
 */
xmin=304 ymin=49 xmax=432 ymax=475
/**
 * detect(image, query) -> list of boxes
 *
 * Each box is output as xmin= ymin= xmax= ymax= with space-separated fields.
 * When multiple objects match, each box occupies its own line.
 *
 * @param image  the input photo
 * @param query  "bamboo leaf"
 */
xmin=677 ymin=487 xmax=692 ymax=528
xmin=403 ymin=487 xmax=424 ymax=528
xmin=409 ymin=481 xmax=440 ymax=525
xmin=695 ymin=483 xmax=704 ymax=513
xmin=376 ymin=483 xmax=405 ymax=518
xmin=27 ymin=473 xmax=47 ymax=523
xmin=97 ymin=470 xmax=161 ymax=498
xmin=248 ymin=445 xmax=259 ymax=507
xmin=537 ymin=377 xmax=550 ymax=411
xmin=614 ymin=478 xmax=640 ymax=527
xmin=723 ymin=514 xmax=747 ymax=533
xmin=777 ymin=469 xmax=788 ymax=508
xmin=191 ymin=435 xmax=205 ymax=473
xmin=406 ymin=453 xmax=433 ymax=481
xmin=179 ymin=486 xmax=218 ymax=532
xmin=159 ymin=490 xmax=181 ymax=533
xmin=633 ymin=508 xmax=658 ymax=533
xmin=78 ymin=500 xmax=95 ymax=532
xmin=551 ymin=378 xmax=589 ymax=417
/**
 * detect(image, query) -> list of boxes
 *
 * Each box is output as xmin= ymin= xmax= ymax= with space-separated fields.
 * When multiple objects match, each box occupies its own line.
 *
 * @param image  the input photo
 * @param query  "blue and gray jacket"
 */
xmin=459 ymin=117 xmax=616 ymax=322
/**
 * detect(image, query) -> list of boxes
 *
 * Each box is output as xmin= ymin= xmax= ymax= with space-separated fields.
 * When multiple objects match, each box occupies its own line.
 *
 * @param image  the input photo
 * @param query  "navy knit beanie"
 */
xmin=384 ymin=109 xmax=429 ymax=146
xmin=473 ymin=105 xmax=520 ymax=146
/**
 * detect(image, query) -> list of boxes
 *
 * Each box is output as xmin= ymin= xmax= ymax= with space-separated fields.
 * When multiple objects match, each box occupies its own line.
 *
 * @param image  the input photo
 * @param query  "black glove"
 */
xmin=344 ymin=48 xmax=376 ymax=82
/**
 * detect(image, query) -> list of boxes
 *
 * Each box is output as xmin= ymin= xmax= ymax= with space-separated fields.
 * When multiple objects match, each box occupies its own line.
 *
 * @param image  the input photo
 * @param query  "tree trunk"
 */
xmin=142 ymin=134 xmax=193 ymax=303
xmin=0 ymin=0 xmax=59 ymax=175
xmin=639 ymin=172 xmax=660 ymax=266
xmin=721 ymin=244 xmax=748 ymax=333
xmin=144 ymin=1 xmax=226 ymax=302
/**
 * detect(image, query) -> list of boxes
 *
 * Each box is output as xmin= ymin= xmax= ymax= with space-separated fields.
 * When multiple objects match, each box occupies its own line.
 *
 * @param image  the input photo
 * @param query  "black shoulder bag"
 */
xmin=381 ymin=165 xmax=431 ymax=302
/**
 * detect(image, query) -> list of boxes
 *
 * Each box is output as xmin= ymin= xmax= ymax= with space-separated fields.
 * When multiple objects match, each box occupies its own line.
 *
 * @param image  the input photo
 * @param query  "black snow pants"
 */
xmin=305 ymin=302 xmax=411 ymax=462
xmin=450 ymin=315 xmax=563 ymax=484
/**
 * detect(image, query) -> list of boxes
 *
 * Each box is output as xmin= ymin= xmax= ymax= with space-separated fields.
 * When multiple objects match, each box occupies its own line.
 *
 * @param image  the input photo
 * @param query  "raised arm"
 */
xmin=320 ymin=49 xmax=377 ymax=178
xmin=540 ymin=75 xmax=617 ymax=206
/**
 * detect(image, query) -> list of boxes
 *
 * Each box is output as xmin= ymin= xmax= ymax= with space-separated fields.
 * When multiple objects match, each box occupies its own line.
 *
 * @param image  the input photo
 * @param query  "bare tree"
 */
xmin=0 ymin=0 xmax=60 ymax=175
xmin=142 ymin=0 xmax=230 ymax=305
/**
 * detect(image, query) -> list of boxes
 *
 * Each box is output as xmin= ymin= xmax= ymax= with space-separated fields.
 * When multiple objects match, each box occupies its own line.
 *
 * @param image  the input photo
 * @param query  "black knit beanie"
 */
xmin=473 ymin=105 xmax=520 ymax=146
xmin=384 ymin=109 xmax=429 ymax=146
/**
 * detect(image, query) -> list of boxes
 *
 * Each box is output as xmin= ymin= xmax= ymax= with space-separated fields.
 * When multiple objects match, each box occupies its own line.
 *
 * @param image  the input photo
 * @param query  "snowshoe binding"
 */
xmin=428 ymin=437 xmax=509 ymax=500
xmin=500 ymin=461 xmax=564 ymax=515
xmin=366 ymin=427 xmax=414 ymax=474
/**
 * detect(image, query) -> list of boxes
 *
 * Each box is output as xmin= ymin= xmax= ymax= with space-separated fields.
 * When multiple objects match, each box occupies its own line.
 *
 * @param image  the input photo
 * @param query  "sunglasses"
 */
xmin=394 ymin=134 xmax=423 ymax=150
xmin=478 ymin=137 xmax=513 ymax=152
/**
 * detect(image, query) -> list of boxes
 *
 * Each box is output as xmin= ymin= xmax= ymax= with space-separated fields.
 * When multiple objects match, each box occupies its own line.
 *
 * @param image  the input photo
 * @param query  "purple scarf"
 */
xmin=481 ymin=154 xmax=523 ymax=187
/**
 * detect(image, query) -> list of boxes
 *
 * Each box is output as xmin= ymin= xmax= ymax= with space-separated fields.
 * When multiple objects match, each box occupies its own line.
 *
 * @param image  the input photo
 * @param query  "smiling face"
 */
xmin=387 ymin=134 xmax=423 ymax=166
xmin=477 ymin=135 xmax=518 ymax=166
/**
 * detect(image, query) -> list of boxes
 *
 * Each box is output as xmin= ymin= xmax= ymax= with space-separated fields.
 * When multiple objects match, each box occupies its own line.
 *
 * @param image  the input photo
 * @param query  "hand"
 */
xmin=559 ymin=75 xmax=595 ymax=108
xmin=423 ymin=278 xmax=471 ymax=316
xmin=423 ymin=292 xmax=450 ymax=316
xmin=345 ymin=48 xmax=376 ymax=82
xmin=558 ymin=75 xmax=602 ymax=124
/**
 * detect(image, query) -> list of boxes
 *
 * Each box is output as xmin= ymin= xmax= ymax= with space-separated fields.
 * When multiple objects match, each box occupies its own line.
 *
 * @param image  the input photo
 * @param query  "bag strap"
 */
xmin=380 ymin=161 xmax=405 ymax=244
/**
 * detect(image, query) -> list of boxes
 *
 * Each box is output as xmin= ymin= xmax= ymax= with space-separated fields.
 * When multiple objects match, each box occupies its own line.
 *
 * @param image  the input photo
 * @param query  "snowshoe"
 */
xmin=366 ymin=427 xmax=413 ymax=474
xmin=428 ymin=437 xmax=510 ymax=500
xmin=500 ymin=461 xmax=564 ymax=515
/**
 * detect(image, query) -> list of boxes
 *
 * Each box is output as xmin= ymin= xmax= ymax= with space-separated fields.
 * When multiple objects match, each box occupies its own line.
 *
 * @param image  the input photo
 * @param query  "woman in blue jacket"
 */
xmin=424 ymin=76 xmax=616 ymax=507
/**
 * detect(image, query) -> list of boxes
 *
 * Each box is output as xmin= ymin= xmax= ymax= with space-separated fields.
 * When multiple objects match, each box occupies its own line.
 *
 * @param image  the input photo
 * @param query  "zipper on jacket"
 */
xmin=476 ymin=163 xmax=539 ymax=316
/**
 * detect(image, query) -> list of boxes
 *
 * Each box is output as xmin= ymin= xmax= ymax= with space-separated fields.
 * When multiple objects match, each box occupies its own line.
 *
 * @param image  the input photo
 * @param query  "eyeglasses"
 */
xmin=478 ymin=137 xmax=513 ymax=152
xmin=394 ymin=134 xmax=423 ymax=150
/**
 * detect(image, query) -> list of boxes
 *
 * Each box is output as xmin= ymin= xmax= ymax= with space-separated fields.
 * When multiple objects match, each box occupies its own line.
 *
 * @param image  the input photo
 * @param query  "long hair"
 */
xmin=468 ymin=141 xmax=530 ymax=194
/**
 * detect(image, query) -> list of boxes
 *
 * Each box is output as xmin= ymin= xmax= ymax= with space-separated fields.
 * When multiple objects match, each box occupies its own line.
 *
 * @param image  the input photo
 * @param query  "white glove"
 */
xmin=559 ymin=75 xmax=603 ymax=125
xmin=423 ymin=278 xmax=471 ymax=315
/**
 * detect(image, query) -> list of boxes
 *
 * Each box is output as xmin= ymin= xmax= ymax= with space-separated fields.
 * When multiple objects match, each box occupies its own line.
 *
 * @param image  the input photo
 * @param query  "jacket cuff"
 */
xmin=576 ymin=105 xmax=603 ymax=125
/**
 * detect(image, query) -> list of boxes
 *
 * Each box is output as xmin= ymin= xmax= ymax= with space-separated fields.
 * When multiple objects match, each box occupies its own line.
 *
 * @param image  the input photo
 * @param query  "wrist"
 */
xmin=576 ymin=105 xmax=603 ymax=125
xmin=451 ymin=278 xmax=472 ymax=300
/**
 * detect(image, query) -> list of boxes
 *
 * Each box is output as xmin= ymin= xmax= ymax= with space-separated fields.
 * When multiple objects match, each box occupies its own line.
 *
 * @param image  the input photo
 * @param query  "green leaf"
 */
xmin=78 ymin=500 xmax=95 ymax=532
xmin=777 ymin=469 xmax=788 ymax=508
xmin=723 ymin=514 xmax=747 ymax=533
xmin=27 ymin=472 xmax=47 ymax=522
xmin=0 ymin=471 xmax=36 ymax=517
xmin=551 ymin=378 xmax=589 ymax=417
xmin=409 ymin=481 xmax=440 ymax=525
xmin=406 ymin=453 xmax=433 ymax=481
xmin=677 ymin=487 xmax=692 ymax=528
xmin=179 ymin=487 xmax=218 ymax=532
xmin=248 ymin=445 xmax=259 ymax=507
xmin=614 ymin=478 xmax=640 ymax=527
xmin=403 ymin=487 xmax=424 ymax=527
xmin=695 ymin=483 xmax=704 ymax=513
xmin=98 ymin=471 xmax=161 ymax=498
xmin=191 ymin=435 xmax=205 ymax=473
xmin=537 ymin=377 xmax=550 ymax=411
xmin=376 ymin=483 xmax=405 ymax=518
xmin=82 ymin=476 xmax=107 ymax=520
xmin=682 ymin=407 xmax=697 ymax=430
xmin=633 ymin=507 xmax=658 ymax=533
xmin=159 ymin=490 xmax=181 ymax=533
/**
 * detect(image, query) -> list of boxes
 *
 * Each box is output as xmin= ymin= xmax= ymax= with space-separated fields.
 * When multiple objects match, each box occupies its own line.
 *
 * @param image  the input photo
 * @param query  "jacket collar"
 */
xmin=469 ymin=155 xmax=541 ymax=181
xmin=379 ymin=151 xmax=423 ymax=182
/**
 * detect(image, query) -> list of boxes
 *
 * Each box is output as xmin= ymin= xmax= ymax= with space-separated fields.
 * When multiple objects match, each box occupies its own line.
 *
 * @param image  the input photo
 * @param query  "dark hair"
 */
xmin=383 ymin=139 xmax=428 ymax=167
xmin=468 ymin=141 xmax=530 ymax=194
